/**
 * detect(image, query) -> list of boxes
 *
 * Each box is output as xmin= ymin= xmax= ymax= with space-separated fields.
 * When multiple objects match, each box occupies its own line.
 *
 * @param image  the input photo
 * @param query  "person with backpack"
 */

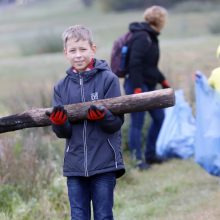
xmin=123 ymin=6 xmax=170 ymax=170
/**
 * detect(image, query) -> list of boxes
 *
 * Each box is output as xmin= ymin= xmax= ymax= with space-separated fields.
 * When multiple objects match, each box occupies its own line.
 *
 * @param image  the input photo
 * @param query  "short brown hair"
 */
xmin=62 ymin=25 xmax=93 ymax=48
xmin=143 ymin=6 xmax=168 ymax=32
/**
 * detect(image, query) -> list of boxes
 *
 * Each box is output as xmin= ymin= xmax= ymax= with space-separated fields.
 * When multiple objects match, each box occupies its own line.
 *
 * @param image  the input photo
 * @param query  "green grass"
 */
xmin=1 ymin=0 xmax=220 ymax=219
xmin=115 ymin=159 xmax=220 ymax=220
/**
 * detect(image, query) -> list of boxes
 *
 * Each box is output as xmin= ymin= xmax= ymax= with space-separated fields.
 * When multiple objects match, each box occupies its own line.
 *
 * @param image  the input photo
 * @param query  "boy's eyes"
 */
xmin=69 ymin=48 xmax=87 ymax=53
xmin=80 ymin=48 xmax=87 ymax=51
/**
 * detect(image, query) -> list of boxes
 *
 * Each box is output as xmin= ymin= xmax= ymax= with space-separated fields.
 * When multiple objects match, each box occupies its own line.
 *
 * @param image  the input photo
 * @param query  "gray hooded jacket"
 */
xmin=52 ymin=59 xmax=125 ymax=178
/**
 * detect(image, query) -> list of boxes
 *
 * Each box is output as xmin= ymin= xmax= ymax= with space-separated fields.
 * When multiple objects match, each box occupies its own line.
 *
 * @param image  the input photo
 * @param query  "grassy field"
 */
xmin=1 ymin=0 xmax=220 ymax=219
xmin=115 ymin=159 xmax=220 ymax=220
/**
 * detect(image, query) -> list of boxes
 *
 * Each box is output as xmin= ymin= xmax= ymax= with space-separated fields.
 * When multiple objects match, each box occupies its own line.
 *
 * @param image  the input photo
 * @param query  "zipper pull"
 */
xmin=80 ymin=77 xmax=83 ymax=86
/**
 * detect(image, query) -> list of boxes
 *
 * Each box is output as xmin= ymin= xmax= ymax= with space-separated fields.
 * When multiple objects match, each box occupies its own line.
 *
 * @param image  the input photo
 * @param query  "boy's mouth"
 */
xmin=75 ymin=60 xmax=84 ymax=65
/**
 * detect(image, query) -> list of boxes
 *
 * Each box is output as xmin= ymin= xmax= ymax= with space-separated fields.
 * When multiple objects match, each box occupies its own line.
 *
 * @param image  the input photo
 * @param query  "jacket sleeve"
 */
xmin=98 ymin=74 xmax=124 ymax=133
xmin=208 ymin=68 xmax=220 ymax=90
xmin=157 ymin=69 xmax=166 ymax=83
xmin=128 ymin=32 xmax=151 ymax=89
xmin=51 ymin=85 xmax=72 ymax=139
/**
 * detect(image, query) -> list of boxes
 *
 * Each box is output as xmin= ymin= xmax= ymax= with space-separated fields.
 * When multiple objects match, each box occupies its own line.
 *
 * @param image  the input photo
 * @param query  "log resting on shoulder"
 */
xmin=0 ymin=88 xmax=175 ymax=134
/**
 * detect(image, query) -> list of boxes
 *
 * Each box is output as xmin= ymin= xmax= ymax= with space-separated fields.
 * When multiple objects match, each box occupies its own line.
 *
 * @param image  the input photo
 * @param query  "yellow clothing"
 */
xmin=208 ymin=67 xmax=220 ymax=92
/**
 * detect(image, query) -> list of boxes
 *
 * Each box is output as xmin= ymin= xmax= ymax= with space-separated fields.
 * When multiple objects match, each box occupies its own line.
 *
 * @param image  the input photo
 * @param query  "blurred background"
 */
xmin=0 ymin=0 xmax=220 ymax=219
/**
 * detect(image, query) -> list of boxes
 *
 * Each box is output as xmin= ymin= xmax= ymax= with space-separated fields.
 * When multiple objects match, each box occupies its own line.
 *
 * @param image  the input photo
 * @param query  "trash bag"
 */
xmin=194 ymin=71 xmax=220 ymax=176
xmin=156 ymin=90 xmax=195 ymax=159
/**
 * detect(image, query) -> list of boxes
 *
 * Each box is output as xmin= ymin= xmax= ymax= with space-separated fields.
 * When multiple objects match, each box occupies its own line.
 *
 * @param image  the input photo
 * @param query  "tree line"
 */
xmin=0 ymin=0 xmax=219 ymax=10
xmin=83 ymin=0 xmax=220 ymax=11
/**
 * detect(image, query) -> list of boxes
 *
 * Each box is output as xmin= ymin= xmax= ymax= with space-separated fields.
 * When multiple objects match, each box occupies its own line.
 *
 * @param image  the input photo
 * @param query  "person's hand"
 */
xmin=46 ymin=105 xmax=68 ymax=125
xmin=87 ymin=105 xmax=106 ymax=121
xmin=134 ymin=88 xmax=142 ymax=94
xmin=161 ymin=80 xmax=170 ymax=89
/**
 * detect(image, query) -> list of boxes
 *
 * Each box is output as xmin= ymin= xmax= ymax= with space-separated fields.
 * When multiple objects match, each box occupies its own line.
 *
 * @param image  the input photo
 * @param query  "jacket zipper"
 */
xmin=107 ymin=139 xmax=118 ymax=168
xmin=79 ymin=75 xmax=89 ymax=177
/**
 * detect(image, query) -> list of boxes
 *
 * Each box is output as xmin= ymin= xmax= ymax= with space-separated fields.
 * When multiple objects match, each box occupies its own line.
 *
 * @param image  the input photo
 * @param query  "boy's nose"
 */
xmin=75 ymin=50 xmax=82 ymax=57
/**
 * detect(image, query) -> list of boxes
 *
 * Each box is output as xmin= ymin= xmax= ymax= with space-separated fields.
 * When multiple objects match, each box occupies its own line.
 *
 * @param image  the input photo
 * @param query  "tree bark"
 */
xmin=0 ymin=88 xmax=175 ymax=134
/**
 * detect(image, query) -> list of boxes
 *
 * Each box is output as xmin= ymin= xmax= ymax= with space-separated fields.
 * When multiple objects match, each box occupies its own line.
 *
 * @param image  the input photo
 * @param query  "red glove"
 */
xmin=161 ymin=80 xmax=170 ymax=89
xmin=87 ymin=105 xmax=106 ymax=121
xmin=46 ymin=105 xmax=67 ymax=125
xmin=134 ymin=88 xmax=142 ymax=94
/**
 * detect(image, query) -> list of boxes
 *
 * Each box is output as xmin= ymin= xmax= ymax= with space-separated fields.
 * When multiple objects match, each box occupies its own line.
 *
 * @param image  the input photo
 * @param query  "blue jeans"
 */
xmin=124 ymin=78 xmax=165 ymax=161
xmin=67 ymin=172 xmax=116 ymax=220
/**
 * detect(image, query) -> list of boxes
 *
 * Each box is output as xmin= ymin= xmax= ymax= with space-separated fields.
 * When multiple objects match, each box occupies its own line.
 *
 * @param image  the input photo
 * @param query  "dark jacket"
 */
xmin=127 ymin=22 xmax=166 ymax=88
xmin=52 ymin=59 xmax=125 ymax=178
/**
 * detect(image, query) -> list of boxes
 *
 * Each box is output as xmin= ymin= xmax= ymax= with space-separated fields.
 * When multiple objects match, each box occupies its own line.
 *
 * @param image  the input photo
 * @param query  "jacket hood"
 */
xmin=94 ymin=59 xmax=111 ymax=72
xmin=66 ymin=59 xmax=111 ymax=82
xmin=129 ymin=22 xmax=159 ymax=36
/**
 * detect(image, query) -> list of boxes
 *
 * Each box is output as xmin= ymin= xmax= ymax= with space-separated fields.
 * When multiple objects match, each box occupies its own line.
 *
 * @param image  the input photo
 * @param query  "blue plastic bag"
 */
xmin=194 ymin=71 xmax=220 ymax=176
xmin=156 ymin=90 xmax=195 ymax=159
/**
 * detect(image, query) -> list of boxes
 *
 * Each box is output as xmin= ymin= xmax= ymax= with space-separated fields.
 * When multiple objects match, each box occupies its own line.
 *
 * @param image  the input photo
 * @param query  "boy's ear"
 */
xmin=91 ymin=44 xmax=97 ymax=54
xmin=63 ymin=47 xmax=67 ymax=55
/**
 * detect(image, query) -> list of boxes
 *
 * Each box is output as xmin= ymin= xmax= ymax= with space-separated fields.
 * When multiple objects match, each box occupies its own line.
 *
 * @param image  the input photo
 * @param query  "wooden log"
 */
xmin=0 ymin=88 xmax=175 ymax=134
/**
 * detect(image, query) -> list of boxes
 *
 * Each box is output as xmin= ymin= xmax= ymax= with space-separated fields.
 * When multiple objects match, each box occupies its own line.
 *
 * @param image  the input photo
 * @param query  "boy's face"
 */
xmin=64 ymin=38 xmax=96 ymax=72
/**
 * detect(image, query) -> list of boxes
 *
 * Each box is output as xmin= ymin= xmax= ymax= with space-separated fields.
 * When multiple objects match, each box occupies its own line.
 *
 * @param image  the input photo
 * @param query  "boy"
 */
xmin=47 ymin=25 xmax=125 ymax=220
